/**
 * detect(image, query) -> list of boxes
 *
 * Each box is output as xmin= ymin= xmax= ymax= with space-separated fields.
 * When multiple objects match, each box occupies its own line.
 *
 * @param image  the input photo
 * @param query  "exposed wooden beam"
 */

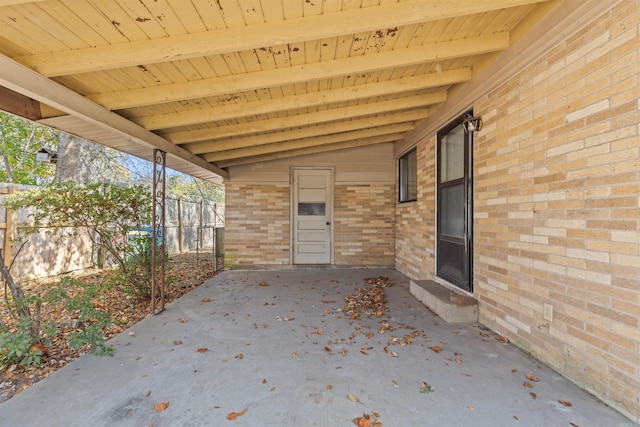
xmin=0 ymin=85 xmax=42 ymax=120
xmin=136 ymin=68 xmax=470 ymax=130
xmin=186 ymin=109 xmax=429 ymax=155
xmin=15 ymin=0 xmax=544 ymax=77
xmin=0 ymin=1 xmax=44 ymax=5
xmin=168 ymin=92 xmax=445 ymax=143
xmin=0 ymin=54 xmax=228 ymax=180
xmin=88 ymin=33 xmax=508 ymax=110
xmin=204 ymin=123 xmax=416 ymax=162
xmin=216 ymin=133 xmax=404 ymax=168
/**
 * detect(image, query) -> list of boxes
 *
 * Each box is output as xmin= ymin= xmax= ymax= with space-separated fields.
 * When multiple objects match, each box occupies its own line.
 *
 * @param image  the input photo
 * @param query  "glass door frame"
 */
xmin=436 ymin=110 xmax=474 ymax=292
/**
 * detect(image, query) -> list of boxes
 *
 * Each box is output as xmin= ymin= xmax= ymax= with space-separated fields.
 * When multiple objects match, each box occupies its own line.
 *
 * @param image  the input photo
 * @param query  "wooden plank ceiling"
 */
xmin=0 ymin=0 xmax=561 ymax=182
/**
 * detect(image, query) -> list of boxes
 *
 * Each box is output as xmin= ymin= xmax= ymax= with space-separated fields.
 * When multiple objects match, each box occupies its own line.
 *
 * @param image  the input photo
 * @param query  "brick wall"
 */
xmin=224 ymin=183 xmax=290 ymax=266
xmin=473 ymin=2 xmax=639 ymax=420
xmin=334 ymin=183 xmax=395 ymax=265
xmin=225 ymin=181 xmax=396 ymax=267
xmin=395 ymin=143 xmax=436 ymax=278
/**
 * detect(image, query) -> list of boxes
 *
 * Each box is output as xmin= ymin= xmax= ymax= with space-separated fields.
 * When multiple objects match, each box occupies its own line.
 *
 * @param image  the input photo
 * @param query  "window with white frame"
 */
xmin=399 ymin=148 xmax=417 ymax=203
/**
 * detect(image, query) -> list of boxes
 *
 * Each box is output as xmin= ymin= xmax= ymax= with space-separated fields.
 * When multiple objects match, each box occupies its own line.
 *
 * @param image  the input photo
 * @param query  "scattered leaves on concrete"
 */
xmin=525 ymin=373 xmax=539 ymax=382
xmin=419 ymin=381 xmax=434 ymax=393
xmin=153 ymin=401 xmax=169 ymax=412
xmin=227 ymin=407 xmax=248 ymax=420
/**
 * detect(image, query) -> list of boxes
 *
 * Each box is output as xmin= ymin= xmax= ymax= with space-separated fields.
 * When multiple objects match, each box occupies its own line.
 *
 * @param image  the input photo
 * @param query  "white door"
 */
xmin=292 ymin=169 xmax=332 ymax=264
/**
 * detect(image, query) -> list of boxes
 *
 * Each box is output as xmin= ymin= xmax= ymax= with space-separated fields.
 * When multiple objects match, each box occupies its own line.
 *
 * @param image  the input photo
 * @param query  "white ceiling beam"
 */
xmin=89 ymin=33 xmax=508 ymax=110
xmin=186 ymin=109 xmax=428 ymax=155
xmin=15 ymin=0 xmax=545 ymax=77
xmin=168 ymin=92 xmax=444 ymax=143
xmin=136 ymin=68 xmax=470 ymax=130
xmin=203 ymin=122 xmax=416 ymax=162
xmin=216 ymin=133 xmax=404 ymax=168
xmin=0 ymin=54 xmax=228 ymax=179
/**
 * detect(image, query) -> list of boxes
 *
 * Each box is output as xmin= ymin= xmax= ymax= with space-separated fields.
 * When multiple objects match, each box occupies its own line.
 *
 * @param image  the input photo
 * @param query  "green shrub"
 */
xmin=47 ymin=277 xmax=114 ymax=355
xmin=0 ymin=318 xmax=43 ymax=368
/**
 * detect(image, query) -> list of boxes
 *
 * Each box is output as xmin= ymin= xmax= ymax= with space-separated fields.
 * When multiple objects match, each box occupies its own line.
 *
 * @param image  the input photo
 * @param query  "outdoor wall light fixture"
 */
xmin=462 ymin=114 xmax=483 ymax=133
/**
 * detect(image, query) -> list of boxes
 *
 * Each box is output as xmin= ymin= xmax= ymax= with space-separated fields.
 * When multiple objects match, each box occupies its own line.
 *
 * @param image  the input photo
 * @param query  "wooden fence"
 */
xmin=0 ymin=184 xmax=224 ymax=281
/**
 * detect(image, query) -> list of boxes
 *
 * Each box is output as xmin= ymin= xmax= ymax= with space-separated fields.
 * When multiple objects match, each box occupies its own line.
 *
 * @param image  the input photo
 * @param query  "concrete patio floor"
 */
xmin=0 ymin=269 xmax=633 ymax=426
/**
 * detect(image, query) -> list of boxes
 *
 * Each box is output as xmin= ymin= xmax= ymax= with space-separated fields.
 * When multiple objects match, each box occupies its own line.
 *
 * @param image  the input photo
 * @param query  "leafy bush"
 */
xmin=0 ymin=318 xmax=43 ymax=368
xmin=4 ymin=182 xmax=157 ymax=301
xmin=47 ymin=277 xmax=114 ymax=355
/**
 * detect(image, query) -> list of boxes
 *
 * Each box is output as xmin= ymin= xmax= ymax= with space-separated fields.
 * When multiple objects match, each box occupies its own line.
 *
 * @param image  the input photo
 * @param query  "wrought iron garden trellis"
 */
xmin=151 ymin=149 xmax=166 ymax=314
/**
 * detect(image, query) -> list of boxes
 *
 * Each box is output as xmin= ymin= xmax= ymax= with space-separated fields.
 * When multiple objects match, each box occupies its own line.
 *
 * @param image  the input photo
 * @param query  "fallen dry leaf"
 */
xmin=154 ymin=401 xmax=169 ymax=412
xmin=145 ymin=390 xmax=152 ymax=397
xmin=197 ymin=347 xmax=208 ymax=353
xmin=201 ymin=297 xmax=211 ymax=303
xmin=523 ymin=381 xmax=534 ymax=388
xmin=496 ymin=336 xmax=509 ymax=343
xmin=513 ymin=415 xmax=519 ymax=420
xmin=327 ymin=384 xmax=333 ymax=390
xmin=173 ymin=340 xmax=183 ymax=345
xmin=530 ymin=392 xmax=537 ymax=399
xmin=227 ymin=407 xmax=248 ymax=420
xmin=430 ymin=346 xmax=442 ymax=353
xmin=419 ymin=381 xmax=434 ymax=393
xmin=315 ymin=328 xmax=323 ymax=335
xmin=559 ymin=400 xmax=573 ymax=407
xmin=262 ymin=378 xmax=267 ymax=384
xmin=235 ymin=353 xmax=243 ymax=359
xmin=259 ymin=282 xmax=269 ymax=287
xmin=347 ymin=393 xmax=362 ymax=403
xmin=31 ymin=344 xmax=47 ymax=354
xmin=353 ymin=411 xmax=382 ymax=427
xmin=354 ymin=417 xmax=371 ymax=427
xmin=176 ymin=318 xmax=186 ymax=323
xmin=525 ymin=373 xmax=539 ymax=382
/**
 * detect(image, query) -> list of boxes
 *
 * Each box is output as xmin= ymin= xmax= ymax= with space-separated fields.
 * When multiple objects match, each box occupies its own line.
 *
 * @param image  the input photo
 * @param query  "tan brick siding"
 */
xmin=394 ymin=1 xmax=639 ymax=421
xmin=334 ymin=183 xmax=395 ymax=265
xmin=395 ymin=144 xmax=436 ymax=278
xmin=224 ymin=183 xmax=290 ymax=266
xmin=472 ymin=2 xmax=640 ymax=420
xmin=225 ymin=181 xmax=395 ymax=267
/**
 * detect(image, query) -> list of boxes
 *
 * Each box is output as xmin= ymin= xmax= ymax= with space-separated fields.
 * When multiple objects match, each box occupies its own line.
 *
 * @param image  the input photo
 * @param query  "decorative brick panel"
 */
xmin=334 ymin=183 xmax=395 ymax=265
xmin=224 ymin=183 xmax=290 ymax=266
xmin=472 ymin=2 xmax=640 ymax=421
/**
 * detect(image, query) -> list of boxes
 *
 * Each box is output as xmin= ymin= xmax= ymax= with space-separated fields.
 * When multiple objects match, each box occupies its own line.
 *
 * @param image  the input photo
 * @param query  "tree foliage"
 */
xmin=166 ymin=175 xmax=224 ymax=203
xmin=0 ymin=111 xmax=58 ymax=185
xmin=4 ymin=182 xmax=155 ymax=299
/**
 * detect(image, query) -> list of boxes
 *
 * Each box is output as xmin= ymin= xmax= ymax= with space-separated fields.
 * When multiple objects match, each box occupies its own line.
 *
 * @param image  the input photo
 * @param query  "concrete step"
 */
xmin=410 ymin=279 xmax=478 ymax=323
